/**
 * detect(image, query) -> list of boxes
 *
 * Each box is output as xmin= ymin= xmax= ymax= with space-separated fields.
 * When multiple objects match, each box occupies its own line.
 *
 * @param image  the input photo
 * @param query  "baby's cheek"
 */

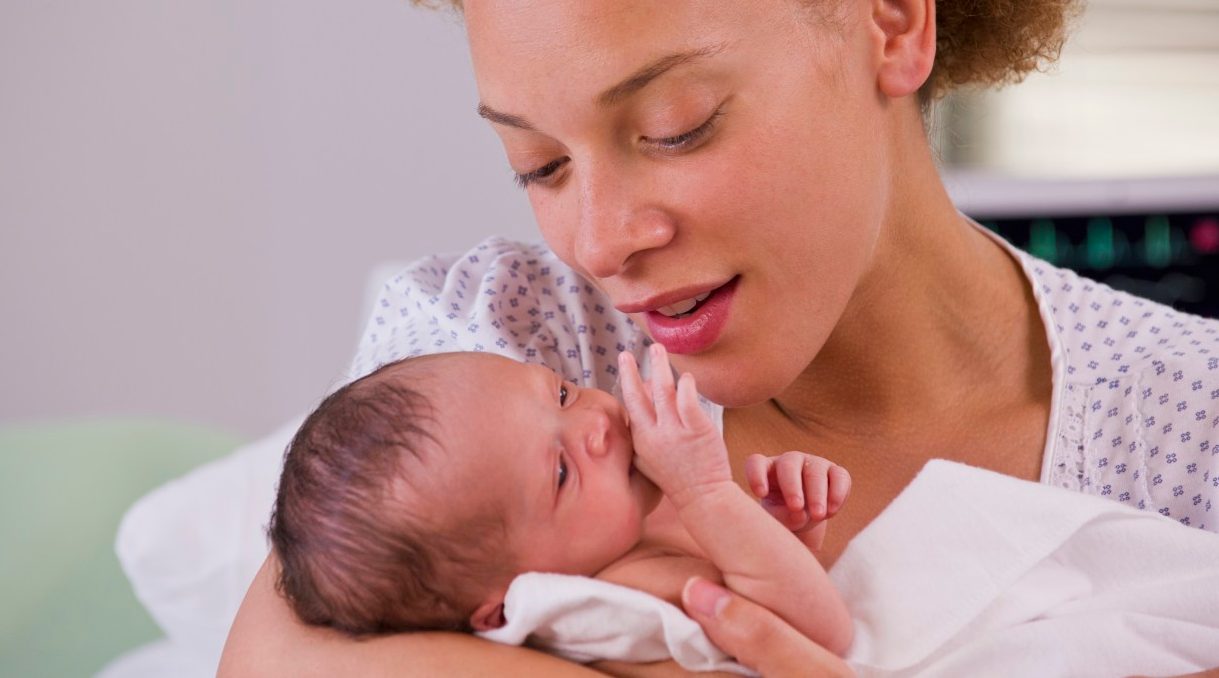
xmin=608 ymin=510 xmax=647 ymax=557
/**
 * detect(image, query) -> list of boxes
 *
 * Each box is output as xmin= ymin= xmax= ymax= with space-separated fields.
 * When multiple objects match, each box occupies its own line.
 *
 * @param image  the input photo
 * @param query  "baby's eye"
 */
xmin=557 ymin=456 xmax=569 ymax=489
xmin=559 ymin=384 xmax=569 ymax=406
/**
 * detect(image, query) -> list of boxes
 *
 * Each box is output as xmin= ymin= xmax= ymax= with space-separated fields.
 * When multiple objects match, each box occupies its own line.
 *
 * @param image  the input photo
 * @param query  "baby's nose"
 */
xmin=585 ymin=410 xmax=612 ymax=459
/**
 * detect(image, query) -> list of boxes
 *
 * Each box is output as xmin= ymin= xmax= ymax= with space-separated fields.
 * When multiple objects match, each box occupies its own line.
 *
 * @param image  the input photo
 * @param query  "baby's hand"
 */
xmin=745 ymin=452 xmax=851 ymax=551
xmin=617 ymin=344 xmax=733 ymax=506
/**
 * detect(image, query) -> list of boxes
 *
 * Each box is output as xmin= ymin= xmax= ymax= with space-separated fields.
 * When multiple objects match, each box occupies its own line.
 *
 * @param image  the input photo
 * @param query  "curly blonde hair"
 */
xmin=408 ymin=0 xmax=1081 ymax=102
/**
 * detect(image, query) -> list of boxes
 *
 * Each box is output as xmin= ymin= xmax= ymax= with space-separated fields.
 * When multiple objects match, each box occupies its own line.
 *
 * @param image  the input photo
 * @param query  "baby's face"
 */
xmin=421 ymin=353 xmax=662 ymax=577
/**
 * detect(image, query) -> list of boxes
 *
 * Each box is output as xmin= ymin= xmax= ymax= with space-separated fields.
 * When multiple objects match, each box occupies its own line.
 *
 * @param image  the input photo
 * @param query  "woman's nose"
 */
xmin=573 ymin=167 xmax=676 ymax=280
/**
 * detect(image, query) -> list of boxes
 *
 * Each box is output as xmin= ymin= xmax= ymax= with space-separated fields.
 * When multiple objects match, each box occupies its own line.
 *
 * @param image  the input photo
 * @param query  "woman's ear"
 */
xmin=870 ymin=0 xmax=936 ymax=99
xmin=469 ymin=594 xmax=508 ymax=631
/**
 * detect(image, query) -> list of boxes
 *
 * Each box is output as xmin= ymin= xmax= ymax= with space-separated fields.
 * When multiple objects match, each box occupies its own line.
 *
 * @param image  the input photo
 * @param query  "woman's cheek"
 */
xmin=531 ymin=191 xmax=578 ymax=264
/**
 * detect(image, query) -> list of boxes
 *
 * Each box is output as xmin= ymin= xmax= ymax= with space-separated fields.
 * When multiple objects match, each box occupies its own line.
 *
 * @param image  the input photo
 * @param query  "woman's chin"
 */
xmin=683 ymin=363 xmax=796 ymax=410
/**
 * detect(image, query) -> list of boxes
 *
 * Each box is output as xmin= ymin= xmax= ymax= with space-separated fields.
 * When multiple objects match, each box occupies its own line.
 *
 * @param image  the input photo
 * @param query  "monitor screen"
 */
xmin=946 ymin=173 xmax=1219 ymax=319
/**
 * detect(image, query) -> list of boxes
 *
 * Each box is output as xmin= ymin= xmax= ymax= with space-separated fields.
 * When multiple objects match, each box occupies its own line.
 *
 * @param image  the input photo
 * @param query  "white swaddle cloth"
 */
xmin=479 ymin=460 xmax=1219 ymax=676
xmin=479 ymin=573 xmax=755 ymax=675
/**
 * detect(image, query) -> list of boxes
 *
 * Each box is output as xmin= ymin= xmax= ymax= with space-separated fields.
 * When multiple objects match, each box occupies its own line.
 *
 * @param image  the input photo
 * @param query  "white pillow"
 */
xmin=115 ymin=416 xmax=300 ymax=671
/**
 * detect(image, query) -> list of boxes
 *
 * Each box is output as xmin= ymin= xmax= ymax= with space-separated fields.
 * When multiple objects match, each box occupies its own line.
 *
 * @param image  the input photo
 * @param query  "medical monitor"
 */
xmin=946 ymin=173 xmax=1219 ymax=319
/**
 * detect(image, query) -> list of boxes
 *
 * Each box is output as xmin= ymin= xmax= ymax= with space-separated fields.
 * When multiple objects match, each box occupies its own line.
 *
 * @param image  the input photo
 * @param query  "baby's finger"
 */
xmin=802 ymin=456 xmax=832 ymax=521
xmin=826 ymin=464 xmax=852 ymax=517
xmin=775 ymin=452 xmax=806 ymax=512
xmin=648 ymin=344 xmax=678 ymax=424
xmin=617 ymin=352 xmax=656 ymax=426
xmin=744 ymin=454 xmax=770 ymax=498
xmin=675 ymin=372 xmax=706 ymax=430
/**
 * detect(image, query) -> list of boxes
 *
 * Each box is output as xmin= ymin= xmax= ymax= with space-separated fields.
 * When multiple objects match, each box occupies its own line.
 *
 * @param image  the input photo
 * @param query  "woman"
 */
xmin=220 ymin=0 xmax=1218 ymax=675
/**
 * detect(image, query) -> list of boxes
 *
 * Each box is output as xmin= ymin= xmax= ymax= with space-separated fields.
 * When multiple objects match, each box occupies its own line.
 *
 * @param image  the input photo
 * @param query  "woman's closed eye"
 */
xmin=515 ymin=158 xmax=566 ymax=190
xmin=512 ymin=104 xmax=726 ymax=189
xmin=643 ymin=105 xmax=724 ymax=152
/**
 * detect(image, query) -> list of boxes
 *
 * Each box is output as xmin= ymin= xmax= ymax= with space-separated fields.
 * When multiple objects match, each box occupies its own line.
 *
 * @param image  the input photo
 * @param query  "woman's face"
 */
xmin=465 ymin=0 xmax=893 ymax=407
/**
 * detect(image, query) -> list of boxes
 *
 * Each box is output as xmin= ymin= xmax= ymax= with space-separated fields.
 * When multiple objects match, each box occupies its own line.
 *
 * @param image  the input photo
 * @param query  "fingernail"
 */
xmin=683 ymin=577 xmax=729 ymax=618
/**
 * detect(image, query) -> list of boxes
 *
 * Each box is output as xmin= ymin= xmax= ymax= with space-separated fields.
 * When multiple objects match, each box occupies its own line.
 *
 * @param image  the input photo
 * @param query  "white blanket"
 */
xmin=481 ymin=572 xmax=754 ymax=675
xmin=480 ymin=460 xmax=1219 ymax=677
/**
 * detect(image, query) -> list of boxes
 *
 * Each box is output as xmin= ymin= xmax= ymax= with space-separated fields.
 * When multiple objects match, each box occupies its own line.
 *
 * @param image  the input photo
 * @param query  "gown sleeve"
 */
xmin=348 ymin=236 xmax=649 ymax=390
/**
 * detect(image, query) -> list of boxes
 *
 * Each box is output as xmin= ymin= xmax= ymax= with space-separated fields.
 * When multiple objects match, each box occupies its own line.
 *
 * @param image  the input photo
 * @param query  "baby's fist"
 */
xmin=745 ymin=452 xmax=851 ymax=545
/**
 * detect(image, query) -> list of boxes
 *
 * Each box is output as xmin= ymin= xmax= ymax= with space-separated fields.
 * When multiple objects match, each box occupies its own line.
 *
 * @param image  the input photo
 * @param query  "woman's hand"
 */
xmin=682 ymin=577 xmax=855 ymax=678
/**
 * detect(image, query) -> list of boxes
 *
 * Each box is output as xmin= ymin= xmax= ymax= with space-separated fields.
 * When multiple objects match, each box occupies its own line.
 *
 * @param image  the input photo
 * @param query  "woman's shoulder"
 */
xmin=1023 ymin=256 xmax=1218 ymax=382
xmin=348 ymin=236 xmax=647 ymax=390
xmin=1026 ymin=258 xmax=1219 ymax=530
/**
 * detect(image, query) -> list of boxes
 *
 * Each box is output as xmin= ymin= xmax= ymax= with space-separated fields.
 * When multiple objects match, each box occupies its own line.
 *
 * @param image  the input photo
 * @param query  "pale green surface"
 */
xmin=0 ymin=419 xmax=241 ymax=678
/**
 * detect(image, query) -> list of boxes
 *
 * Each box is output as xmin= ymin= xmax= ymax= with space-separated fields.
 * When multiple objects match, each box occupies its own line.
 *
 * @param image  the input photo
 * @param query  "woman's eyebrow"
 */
xmin=597 ymin=42 xmax=727 ymax=107
xmin=476 ymin=104 xmax=536 ymax=131
xmin=476 ymin=42 xmax=728 ymax=130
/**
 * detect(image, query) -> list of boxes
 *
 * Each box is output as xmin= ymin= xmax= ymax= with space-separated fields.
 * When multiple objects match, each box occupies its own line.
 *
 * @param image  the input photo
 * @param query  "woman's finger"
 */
xmin=682 ymin=577 xmax=854 ymax=678
xmin=617 ymin=351 xmax=656 ymax=426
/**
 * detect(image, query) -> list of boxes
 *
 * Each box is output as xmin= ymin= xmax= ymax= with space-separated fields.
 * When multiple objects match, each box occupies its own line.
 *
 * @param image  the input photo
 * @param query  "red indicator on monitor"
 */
xmin=1189 ymin=218 xmax=1219 ymax=254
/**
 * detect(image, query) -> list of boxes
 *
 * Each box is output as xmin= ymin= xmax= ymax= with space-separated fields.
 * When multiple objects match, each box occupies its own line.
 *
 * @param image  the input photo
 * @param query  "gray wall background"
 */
xmin=4 ymin=0 xmax=1217 ymax=439
xmin=2 ymin=0 xmax=535 ymax=437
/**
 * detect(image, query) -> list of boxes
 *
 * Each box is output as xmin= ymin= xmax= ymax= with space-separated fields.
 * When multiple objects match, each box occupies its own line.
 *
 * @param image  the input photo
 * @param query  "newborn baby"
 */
xmin=269 ymin=343 xmax=854 ymax=658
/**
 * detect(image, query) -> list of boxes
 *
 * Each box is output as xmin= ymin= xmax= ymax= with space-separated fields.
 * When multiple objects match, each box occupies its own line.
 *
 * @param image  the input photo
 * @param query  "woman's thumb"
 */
xmin=682 ymin=577 xmax=853 ymax=678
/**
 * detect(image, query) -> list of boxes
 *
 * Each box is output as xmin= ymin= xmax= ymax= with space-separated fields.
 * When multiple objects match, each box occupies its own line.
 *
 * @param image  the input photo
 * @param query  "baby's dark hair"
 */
xmin=269 ymin=355 xmax=512 ymax=634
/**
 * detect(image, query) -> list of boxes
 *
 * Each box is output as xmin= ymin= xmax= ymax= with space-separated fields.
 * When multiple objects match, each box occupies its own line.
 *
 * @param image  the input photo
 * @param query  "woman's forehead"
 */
xmin=463 ymin=1 xmax=807 ymax=109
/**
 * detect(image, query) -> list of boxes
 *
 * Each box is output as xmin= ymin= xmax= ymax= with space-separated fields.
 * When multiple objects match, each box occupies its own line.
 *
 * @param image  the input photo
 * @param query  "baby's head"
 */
xmin=269 ymin=351 xmax=661 ymax=634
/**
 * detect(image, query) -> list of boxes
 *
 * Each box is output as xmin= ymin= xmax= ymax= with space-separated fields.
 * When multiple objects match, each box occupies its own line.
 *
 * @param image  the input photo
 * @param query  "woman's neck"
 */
xmin=767 ymin=153 xmax=1050 ymax=444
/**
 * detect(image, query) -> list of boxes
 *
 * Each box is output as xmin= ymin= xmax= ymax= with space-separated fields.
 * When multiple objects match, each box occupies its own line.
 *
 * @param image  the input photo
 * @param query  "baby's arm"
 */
xmin=617 ymin=346 xmax=853 ymax=656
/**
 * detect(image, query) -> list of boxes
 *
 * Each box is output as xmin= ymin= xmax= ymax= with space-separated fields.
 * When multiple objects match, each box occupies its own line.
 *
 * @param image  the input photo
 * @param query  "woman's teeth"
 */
xmin=655 ymin=290 xmax=713 ymax=318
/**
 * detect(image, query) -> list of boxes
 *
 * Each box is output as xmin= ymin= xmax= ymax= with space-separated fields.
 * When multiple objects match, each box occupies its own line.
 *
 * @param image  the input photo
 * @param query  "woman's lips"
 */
xmin=643 ymin=276 xmax=738 ymax=355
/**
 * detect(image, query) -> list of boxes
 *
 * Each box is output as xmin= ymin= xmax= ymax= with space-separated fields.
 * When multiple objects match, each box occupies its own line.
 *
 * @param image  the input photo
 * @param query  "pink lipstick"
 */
xmin=644 ymin=276 xmax=738 ymax=354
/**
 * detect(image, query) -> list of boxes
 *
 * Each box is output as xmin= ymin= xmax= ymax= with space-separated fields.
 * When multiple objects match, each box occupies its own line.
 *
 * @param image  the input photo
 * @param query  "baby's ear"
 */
xmin=469 ymin=594 xmax=507 ymax=631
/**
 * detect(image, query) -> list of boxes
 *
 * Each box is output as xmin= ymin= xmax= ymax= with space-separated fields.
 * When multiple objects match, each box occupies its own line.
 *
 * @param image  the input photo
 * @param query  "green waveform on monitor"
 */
xmin=1144 ymin=215 xmax=1173 ymax=268
xmin=1086 ymin=217 xmax=1117 ymax=270
xmin=1029 ymin=218 xmax=1067 ymax=265
xmin=983 ymin=215 xmax=1204 ymax=270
